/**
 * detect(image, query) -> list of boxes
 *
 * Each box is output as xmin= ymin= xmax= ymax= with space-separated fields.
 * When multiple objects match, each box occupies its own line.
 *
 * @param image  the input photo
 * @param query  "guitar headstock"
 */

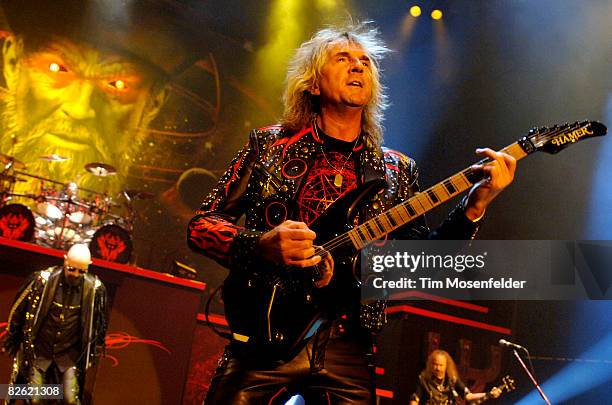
xmin=520 ymin=120 xmax=607 ymax=155
xmin=501 ymin=375 xmax=516 ymax=392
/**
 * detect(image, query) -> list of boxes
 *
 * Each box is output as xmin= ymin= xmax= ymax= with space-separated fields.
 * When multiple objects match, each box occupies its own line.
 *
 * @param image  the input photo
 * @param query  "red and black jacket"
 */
xmin=187 ymin=123 xmax=480 ymax=331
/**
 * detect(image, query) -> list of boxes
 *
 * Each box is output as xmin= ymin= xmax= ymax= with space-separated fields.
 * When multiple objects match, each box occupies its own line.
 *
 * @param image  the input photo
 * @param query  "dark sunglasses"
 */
xmin=64 ymin=265 xmax=87 ymax=274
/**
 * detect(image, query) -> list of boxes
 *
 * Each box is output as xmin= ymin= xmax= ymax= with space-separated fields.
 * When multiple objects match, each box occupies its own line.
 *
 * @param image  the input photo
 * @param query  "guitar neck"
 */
xmin=470 ymin=392 xmax=492 ymax=405
xmin=469 ymin=380 xmax=512 ymax=405
xmin=346 ymin=142 xmax=529 ymax=249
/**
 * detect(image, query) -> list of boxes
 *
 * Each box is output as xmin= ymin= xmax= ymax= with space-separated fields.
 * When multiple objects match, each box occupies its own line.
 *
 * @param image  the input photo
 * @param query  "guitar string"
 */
xmin=297 ymin=122 xmax=594 ymax=275
xmin=320 ymin=155 xmax=508 ymax=253
xmin=334 ymin=122 xmax=579 ymax=251
xmin=315 ymin=123 xmax=582 ymax=255
xmin=318 ymin=155 xmax=499 ymax=252
xmin=287 ymin=122 xmax=589 ymax=279
xmin=309 ymin=123 xmax=587 ymax=279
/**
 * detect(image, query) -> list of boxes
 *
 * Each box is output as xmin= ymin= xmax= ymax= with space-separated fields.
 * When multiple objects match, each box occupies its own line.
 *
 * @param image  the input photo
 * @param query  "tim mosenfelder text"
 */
xmin=368 ymin=252 xmax=527 ymax=290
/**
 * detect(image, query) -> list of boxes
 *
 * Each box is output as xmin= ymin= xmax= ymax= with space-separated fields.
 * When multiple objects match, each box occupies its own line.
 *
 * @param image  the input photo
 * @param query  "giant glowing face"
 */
xmin=0 ymin=35 xmax=167 ymax=192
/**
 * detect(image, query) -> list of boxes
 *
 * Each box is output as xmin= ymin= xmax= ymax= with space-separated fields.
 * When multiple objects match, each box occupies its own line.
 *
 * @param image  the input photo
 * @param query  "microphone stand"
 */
xmin=511 ymin=349 xmax=551 ymax=404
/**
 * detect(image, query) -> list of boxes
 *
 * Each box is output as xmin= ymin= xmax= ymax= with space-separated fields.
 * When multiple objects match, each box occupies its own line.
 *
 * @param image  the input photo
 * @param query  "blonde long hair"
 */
xmin=281 ymin=22 xmax=390 ymax=146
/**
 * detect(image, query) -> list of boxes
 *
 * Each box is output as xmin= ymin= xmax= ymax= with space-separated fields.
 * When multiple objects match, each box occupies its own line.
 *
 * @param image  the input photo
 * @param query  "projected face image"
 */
xmin=0 ymin=35 xmax=167 ymax=191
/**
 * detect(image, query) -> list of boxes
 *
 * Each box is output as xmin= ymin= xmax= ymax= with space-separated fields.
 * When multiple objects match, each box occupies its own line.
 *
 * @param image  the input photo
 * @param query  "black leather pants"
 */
xmin=204 ymin=328 xmax=375 ymax=405
xmin=29 ymin=364 xmax=80 ymax=405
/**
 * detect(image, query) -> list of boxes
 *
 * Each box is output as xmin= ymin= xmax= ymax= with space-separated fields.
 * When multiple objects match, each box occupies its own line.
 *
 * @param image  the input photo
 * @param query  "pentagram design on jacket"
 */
xmin=296 ymin=150 xmax=357 ymax=226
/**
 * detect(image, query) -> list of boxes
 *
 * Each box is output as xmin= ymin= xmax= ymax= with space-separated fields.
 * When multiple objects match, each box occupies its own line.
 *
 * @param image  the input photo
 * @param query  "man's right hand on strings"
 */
xmin=258 ymin=220 xmax=321 ymax=267
xmin=258 ymin=220 xmax=335 ymax=288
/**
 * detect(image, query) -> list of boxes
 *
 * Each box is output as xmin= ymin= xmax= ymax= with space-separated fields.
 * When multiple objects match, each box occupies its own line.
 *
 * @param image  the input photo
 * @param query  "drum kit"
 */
xmin=0 ymin=153 xmax=154 ymax=263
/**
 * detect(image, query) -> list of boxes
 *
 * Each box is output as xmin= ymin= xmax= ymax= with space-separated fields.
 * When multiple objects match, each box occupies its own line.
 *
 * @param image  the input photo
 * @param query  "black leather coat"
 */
xmin=3 ymin=266 xmax=107 ymax=382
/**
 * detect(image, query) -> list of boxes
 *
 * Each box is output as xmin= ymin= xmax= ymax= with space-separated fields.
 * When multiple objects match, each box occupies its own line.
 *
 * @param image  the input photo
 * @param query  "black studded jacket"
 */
xmin=187 ymin=123 xmax=480 ymax=332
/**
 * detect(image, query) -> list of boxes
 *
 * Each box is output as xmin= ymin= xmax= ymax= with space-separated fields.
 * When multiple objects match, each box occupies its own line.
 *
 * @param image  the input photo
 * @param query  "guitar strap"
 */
xmin=358 ymin=136 xmax=387 ymax=187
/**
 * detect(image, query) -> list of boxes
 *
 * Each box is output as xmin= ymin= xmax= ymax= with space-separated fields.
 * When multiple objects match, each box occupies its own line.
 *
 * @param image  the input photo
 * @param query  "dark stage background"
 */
xmin=0 ymin=1 xmax=610 ymax=404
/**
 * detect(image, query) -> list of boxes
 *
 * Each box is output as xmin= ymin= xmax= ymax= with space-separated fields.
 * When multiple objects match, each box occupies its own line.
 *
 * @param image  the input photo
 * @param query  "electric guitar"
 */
xmin=468 ymin=375 xmax=516 ymax=404
xmin=222 ymin=120 xmax=607 ymax=360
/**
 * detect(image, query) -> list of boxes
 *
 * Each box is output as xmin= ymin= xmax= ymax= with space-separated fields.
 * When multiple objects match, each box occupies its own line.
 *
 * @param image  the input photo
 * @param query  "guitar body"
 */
xmin=222 ymin=180 xmax=384 ymax=360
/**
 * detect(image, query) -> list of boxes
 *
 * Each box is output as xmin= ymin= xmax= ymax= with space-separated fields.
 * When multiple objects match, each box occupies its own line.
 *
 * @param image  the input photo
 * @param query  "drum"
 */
xmin=90 ymin=224 xmax=132 ymax=263
xmin=0 ymin=203 xmax=35 ymax=241
xmin=46 ymin=226 xmax=80 ymax=242
xmin=34 ymin=215 xmax=89 ymax=248
xmin=37 ymin=199 xmax=94 ymax=225
xmin=37 ymin=201 xmax=63 ymax=220
xmin=68 ymin=210 xmax=92 ymax=225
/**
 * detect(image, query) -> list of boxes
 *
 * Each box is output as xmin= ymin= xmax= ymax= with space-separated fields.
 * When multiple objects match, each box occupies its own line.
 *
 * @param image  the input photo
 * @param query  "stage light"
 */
xmin=516 ymin=332 xmax=612 ymax=404
xmin=315 ymin=0 xmax=338 ymax=11
xmin=409 ymin=5 xmax=421 ymax=17
xmin=284 ymin=394 xmax=305 ymax=404
xmin=253 ymin=0 xmax=305 ymax=96
xmin=49 ymin=62 xmax=61 ymax=72
xmin=431 ymin=9 xmax=443 ymax=20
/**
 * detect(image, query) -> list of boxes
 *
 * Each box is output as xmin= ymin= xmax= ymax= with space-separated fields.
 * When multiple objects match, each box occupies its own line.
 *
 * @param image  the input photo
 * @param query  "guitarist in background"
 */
xmin=188 ymin=21 xmax=516 ymax=404
xmin=409 ymin=350 xmax=502 ymax=405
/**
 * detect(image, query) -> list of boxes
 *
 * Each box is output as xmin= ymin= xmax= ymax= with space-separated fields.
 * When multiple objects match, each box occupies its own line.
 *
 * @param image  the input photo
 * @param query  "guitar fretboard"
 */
xmin=345 ymin=142 xmax=528 ymax=249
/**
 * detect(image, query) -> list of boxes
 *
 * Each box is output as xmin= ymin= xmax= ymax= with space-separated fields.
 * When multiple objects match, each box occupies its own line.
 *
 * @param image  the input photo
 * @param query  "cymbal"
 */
xmin=124 ymin=189 xmax=155 ymax=200
xmin=40 ymin=154 xmax=69 ymax=162
xmin=0 ymin=153 xmax=26 ymax=169
xmin=85 ymin=162 xmax=117 ymax=177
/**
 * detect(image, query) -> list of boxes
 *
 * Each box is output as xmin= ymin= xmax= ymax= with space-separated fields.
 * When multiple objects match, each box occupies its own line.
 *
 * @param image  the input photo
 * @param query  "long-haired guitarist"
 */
xmin=188 ymin=21 xmax=515 ymax=405
xmin=410 ymin=350 xmax=502 ymax=405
